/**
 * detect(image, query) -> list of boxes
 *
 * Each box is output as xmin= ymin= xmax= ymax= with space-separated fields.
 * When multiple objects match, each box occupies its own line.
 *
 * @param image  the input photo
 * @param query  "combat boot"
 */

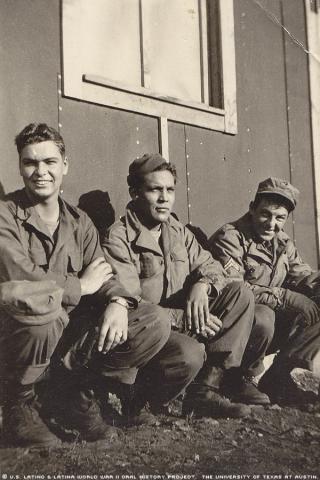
xmin=41 ymin=367 xmax=118 ymax=441
xmin=222 ymin=369 xmax=270 ymax=405
xmin=117 ymin=383 xmax=158 ymax=427
xmin=2 ymin=385 xmax=59 ymax=448
xmin=182 ymin=365 xmax=251 ymax=418
xmin=60 ymin=387 xmax=119 ymax=441
xmin=259 ymin=361 xmax=319 ymax=406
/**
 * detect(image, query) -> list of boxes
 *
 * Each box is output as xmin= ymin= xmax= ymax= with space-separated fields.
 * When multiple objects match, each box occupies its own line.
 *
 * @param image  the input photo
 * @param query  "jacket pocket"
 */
xmin=139 ymin=252 xmax=163 ymax=278
xmin=244 ymin=260 xmax=266 ymax=282
xmin=29 ymin=247 xmax=48 ymax=267
xmin=170 ymin=246 xmax=188 ymax=263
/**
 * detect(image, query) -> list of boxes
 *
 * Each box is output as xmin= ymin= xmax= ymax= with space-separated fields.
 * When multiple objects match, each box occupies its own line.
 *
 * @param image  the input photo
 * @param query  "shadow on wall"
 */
xmin=0 ymin=182 xmax=5 ymax=199
xmin=172 ymin=213 xmax=209 ymax=249
xmin=77 ymin=193 xmax=209 ymax=248
xmin=78 ymin=190 xmax=115 ymax=240
xmin=186 ymin=223 xmax=209 ymax=250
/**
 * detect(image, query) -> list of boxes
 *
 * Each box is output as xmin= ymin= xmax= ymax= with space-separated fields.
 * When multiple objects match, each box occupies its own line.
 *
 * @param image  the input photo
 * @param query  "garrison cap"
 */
xmin=128 ymin=153 xmax=167 ymax=180
xmin=0 ymin=280 xmax=66 ymax=325
xmin=255 ymin=177 xmax=299 ymax=210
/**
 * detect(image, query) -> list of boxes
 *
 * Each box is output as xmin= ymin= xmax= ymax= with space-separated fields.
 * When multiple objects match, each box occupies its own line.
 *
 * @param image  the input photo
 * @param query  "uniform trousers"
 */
xmin=167 ymin=282 xmax=255 ymax=370
xmin=241 ymin=304 xmax=320 ymax=376
xmin=0 ymin=302 xmax=205 ymax=406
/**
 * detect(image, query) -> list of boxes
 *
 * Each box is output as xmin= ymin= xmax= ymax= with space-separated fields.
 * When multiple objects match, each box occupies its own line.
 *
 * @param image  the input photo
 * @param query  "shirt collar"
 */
xmin=125 ymin=202 xmax=182 ymax=255
xmin=125 ymin=202 xmax=162 ymax=254
xmin=14 ymin=188 xmax=80 ymax=235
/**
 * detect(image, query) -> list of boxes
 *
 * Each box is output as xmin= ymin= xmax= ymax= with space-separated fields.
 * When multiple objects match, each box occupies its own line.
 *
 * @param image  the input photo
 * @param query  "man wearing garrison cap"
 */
xmin=209 ymin=177 xmax=320 ymax=406
xmin=102 ymin=153 xmax=257 ymax=419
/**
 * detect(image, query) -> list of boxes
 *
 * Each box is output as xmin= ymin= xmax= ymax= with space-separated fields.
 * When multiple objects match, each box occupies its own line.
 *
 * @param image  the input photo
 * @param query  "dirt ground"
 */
xmin=1 ymin=396 xmax=320 ymax=479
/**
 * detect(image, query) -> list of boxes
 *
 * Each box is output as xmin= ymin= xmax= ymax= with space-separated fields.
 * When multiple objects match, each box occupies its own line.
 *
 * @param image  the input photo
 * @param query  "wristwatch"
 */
xmin=196 ymin=278 xmax=212 ymax=295
xmin=109 ymin=296 xmax=129 ymax=309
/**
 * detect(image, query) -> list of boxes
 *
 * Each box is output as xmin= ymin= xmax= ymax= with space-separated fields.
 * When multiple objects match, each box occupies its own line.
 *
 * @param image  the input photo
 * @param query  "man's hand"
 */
xmin=80 ymin=257 xmax=113 ymax=296
xmin=186 ymin=282 xmax=211 ymax=334
xmin=301 ymin=271 xmax=320 ymax=296
xmin=282 ymin=289 xmax=319 ymax=326
xmin=97 ymin=302 xmax=128 ymax=353
xmin=199 ymin=313 xmax=222 ymax=338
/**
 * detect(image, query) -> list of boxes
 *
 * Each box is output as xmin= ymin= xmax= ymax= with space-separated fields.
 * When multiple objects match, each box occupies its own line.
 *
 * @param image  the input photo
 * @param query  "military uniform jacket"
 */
xmin=209 ymin=213 xmax=313 ymax=309
xmin=102 ymin=203 xmax=227 ymax=310
xmin=0 ymin=189 xmax=130 ymax=316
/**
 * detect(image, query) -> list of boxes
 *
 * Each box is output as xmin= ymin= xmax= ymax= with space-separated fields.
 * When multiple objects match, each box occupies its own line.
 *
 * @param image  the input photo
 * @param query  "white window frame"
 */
xmin=62 ymin=0 xmax=237 ymax=151
xmin=305 ymin=0 xmax=320 ymax=264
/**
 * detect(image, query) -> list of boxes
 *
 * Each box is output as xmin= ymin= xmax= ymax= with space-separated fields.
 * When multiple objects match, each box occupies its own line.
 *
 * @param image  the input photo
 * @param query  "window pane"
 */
xmin=207 ymin=0 xmax=223 ymax=108
xmin=141 ymin=0 xmax=202 ymax=103
xmin=80 ymin=0 xmax=141 ymax=87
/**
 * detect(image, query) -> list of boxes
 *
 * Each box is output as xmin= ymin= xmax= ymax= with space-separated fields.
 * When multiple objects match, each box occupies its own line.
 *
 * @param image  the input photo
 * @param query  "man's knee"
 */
xmin=253 ymin=305 xmax=275 ymax=342
xmin=221 ymin=282 xmax=254 ymax=308
xmin=0 ymin=316 xmax=66 ymax=385
xmin=129 ymin=303 xmax=171 ymax=341
xmin=4 ymin=315 xmax=65 ymax=359
xmin=126 ymin=303 xmax=171 ymax=363
xmin=170 ymin=333 xmax=205 ymax=378
xmin=212 ymin=282 xmax=254 ymax=330
xmin=27 ymin=317 xmax=65 ymax=343
xmin=152 ymin=304 xmax=172 ymax=338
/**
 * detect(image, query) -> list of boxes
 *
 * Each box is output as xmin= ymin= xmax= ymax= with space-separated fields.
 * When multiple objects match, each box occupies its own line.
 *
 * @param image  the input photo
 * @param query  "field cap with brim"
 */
xmin=128 ymin=153 xmax=167 ymax=180
xmin=256 ymin=177 xmax=299 ymax=210
xmin=0 ymin=280 xmax=66 ymax=325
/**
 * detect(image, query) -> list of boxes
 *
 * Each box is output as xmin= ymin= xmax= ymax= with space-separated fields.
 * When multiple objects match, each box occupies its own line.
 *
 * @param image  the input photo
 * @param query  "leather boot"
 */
xmin=2 ymin=384 xmax=59 ymax=448
xmin=222 ymin=369 xmax=270 ymax=405
xmin=259 ymin=360 xmax=319 ymax=406
xmin=62 ymin=388 xmax=119 ymax=441
xmin=116 ymin=383 xmax=158 ymax=427
xmin=182 ymin=365 xmax=251 ymax=418
xmin=41 ymin=367 xmax=118 ymax=441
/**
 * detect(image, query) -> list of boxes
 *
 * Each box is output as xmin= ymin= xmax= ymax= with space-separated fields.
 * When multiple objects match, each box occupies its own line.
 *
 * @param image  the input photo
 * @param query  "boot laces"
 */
xmin=243 ymin=375 xmax=258 ymax=387
xmin=10 ymin=397 xmax=41 ymax=424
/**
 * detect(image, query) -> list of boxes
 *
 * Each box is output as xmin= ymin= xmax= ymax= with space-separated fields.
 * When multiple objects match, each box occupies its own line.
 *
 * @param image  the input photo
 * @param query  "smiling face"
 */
xmin=19 ymin=140 xmax=69 ymax=202
xmin=131 ymin=170 xmax=176 ymax=229
xmin=249 ymin=197 xmax=289 ymax=242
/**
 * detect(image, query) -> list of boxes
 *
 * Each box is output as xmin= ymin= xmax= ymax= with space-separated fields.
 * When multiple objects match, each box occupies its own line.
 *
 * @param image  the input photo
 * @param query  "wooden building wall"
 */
xmin=0 ymin=0 xmax=318 ymax=267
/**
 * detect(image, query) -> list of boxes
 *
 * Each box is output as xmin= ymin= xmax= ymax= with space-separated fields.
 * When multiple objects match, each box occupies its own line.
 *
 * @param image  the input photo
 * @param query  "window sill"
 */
xmin=63 ymin=72 xmax=235 ymax=134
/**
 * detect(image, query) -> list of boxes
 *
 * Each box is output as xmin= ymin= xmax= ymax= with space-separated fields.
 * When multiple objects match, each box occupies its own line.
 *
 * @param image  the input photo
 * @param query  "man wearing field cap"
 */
xmin=209 ymin=177 xmax=320 ymax=406
xmin=0 ymin=125 xmax=197 ymax=448
xmin=102 ymin=153 xmax=256 ymax=419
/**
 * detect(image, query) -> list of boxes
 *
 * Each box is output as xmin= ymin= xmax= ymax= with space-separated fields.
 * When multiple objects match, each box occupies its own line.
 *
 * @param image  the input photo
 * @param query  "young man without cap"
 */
xmin=0 ymin=125 xmax=204 ymax=448
xmin=102 ymin=153 xmax=256 ymax=419
xmin=209 ymin=178 xmax=320 ymax=406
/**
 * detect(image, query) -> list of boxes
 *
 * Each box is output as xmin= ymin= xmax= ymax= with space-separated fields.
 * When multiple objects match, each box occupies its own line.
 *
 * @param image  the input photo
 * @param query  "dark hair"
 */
xmin=252 ymin=193 xmax=293 ymax=213
xmin=15 ymin=123 xmax=65 ymax=156
xmin=127 ymin=162 xmax=177 ymax=189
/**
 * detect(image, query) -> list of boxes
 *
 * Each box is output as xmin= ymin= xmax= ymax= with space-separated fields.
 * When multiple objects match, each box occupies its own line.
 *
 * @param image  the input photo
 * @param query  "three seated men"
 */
xmin=0 ymin=123 xmax=319 ymax=449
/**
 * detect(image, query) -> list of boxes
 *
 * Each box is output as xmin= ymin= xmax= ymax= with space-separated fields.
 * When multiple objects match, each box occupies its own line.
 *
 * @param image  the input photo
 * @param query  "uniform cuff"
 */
xmin=63 ymin=276 xmax=82 ymax=307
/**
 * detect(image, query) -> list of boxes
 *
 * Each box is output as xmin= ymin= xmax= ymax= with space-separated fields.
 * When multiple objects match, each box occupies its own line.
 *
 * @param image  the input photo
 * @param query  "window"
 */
xmin=62 ymin=0 xmax=237 ymax=135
